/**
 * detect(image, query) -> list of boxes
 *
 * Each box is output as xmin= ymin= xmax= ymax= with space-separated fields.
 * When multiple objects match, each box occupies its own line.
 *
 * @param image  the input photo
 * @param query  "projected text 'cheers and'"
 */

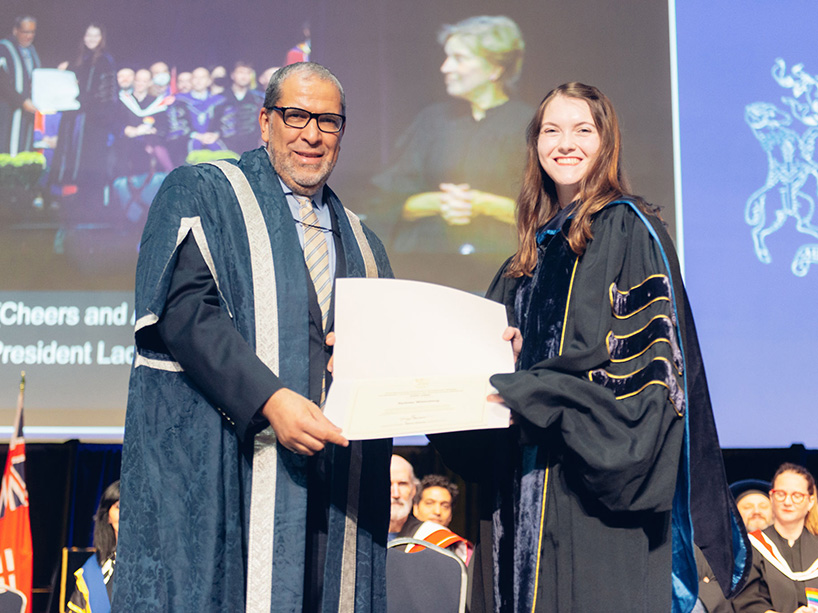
xmin=0 ymin=300 xmax=135 ymax=366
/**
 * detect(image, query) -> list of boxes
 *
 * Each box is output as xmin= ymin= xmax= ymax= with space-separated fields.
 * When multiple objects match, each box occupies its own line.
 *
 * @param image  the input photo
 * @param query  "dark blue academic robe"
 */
xmin=114 ymin=147 xmax=393 ymax=612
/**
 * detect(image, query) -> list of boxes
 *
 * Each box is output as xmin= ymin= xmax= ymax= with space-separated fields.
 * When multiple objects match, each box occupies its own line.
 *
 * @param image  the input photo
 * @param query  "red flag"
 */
xmin=0 ymin=373 xmax=32 ymax=613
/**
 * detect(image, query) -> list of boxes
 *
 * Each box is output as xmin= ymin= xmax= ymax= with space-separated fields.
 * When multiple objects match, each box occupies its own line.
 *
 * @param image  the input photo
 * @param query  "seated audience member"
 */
xmin=696 ymin=480 xmax=774 ymax=612
xmin=388 ymin=460 xmax=472 ymax=562
xmin=732 ymin=463 xmax=818 ymax=613
xmin=176 ymin=71 xmax=192 ymax=94
xmin=68 ymin=480 xmax=120 ymax=613
xmin=389 ymin=455 xmax=420 ymax=539
xmin=695 ymin=544 xmax=735 ymax=613
xmin=286 ymin=28 xmax=311 ymax=65
xmin=113 ymin=68 xmax=171 ymax=174
xmin=257 ymin=66 xmax=279 ymax=94
xmin=719 ymin=477 xmax=775 ymax=612
xmin=732 ymin=479 xmax=774 ymax=532
xmin=413 ymin=474 xmax=457 ymax=527
xmin=167 ymin=66 xmax=227 ymax=160
xmin=149 ymin=61 xmax=171 ymax=98
xmin=209 ymin=64 xmax=227 ymax=95
xmin=116 ymin=68 xmax=134 ymax=94
xmin=410 ymin=474 xmax=473 ymax=563
xmin=221 ymin=61 xmax=264 ymax=154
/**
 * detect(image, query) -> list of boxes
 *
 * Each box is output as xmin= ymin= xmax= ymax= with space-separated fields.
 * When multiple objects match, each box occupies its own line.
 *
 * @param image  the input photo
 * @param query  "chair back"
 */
xmin=58 ymin=547 xmax=95 ymax=613
xmin=386 ymin=537 xmax=467 ymax=613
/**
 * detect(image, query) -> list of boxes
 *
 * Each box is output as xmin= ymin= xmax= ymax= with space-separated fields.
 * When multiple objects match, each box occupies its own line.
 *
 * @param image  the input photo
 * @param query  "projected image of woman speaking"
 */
xmin=373 ymin=15 xmax=532 ymax=256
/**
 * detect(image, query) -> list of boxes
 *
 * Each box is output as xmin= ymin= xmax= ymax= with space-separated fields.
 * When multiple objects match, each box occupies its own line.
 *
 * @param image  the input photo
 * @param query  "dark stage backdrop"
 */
xmin=0 ymin=0 xmax=675 ymax=434
xmin=0 ymin=442 xmax=120 ymax=613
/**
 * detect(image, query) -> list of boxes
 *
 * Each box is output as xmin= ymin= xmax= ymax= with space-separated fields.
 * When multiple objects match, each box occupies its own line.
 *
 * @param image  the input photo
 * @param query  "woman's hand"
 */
xmin=439 ymin=183 xmax=473 ymax=225
xmin=487 ymin=392 xmax=519 ymax=425
xmin=402 ymin=191 xmax=446 ymax=221
xmin=470 ymin=190 xmax=516 ymax=224
xmin=502 ymin=326 xmax=522 ymax=362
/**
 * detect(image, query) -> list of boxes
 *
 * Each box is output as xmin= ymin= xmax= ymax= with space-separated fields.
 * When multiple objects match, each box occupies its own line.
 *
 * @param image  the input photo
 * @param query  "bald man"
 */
xmin=0 ymin=16 xmax=40 ymax=154
xmin=390 ymin=454 xmax=420 ymax=537
xmin=166 ymin=66 xmax=226 ymax=162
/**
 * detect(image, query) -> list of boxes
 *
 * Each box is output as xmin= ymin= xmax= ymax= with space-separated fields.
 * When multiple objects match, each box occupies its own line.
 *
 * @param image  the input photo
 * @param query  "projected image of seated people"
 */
xmin=373 ymin=15 xmax=532 ymax=255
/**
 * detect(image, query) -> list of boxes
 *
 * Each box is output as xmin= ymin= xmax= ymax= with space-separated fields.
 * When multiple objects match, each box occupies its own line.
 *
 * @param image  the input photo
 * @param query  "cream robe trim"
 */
xmin=206 ymin=160 xmax=380 ymax=612
xmin=749 ymin=531 xmax=818 ymax=582
xmin=205 ymin=160 xmax=280 ymax=613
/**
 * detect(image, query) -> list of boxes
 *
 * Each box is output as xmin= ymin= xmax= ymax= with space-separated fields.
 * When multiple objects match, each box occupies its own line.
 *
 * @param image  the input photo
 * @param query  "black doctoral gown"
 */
xmin=433 ymin=199 xmax=748 ymax=613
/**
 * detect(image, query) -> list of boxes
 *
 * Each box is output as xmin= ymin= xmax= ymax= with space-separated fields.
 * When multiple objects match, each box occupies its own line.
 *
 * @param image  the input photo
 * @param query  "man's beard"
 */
xmin=745 ymin=516 xmax=770 ymax=532
xmin=267 ymin=142 xmax=335 ymax=197
xmin=391 ymin=497 xmax=411 ymax=522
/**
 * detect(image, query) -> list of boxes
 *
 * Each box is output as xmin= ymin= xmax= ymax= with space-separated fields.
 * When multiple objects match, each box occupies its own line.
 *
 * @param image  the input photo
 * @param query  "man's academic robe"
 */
xmin=113 ymin=147 xmax=393 ymax=612
xmin=396 ymin=514 xmax=423 ymax=539
xmin=0 ymin=38 xmax=40 ymax=155
xmin=434 ymin=200 xmax=748 ymax=613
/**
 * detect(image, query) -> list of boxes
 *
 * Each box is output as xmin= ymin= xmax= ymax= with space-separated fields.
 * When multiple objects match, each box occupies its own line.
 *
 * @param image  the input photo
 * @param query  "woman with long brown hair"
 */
xmin=49 ymin=23 xmax=117 ymax=210
xmin=434 ymin=83 xmax=747 ymax=612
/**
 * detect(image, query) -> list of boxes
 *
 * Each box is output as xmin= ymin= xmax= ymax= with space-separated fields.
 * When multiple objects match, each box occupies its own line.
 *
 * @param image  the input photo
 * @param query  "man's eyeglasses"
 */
xmin=270 ymin=106 xmax=345 ymax=134
xmin=770 ymin=489 xmax=809 ymax=504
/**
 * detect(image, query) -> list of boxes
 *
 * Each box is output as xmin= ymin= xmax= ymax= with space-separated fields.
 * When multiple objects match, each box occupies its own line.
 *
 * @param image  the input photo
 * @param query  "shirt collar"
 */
xmin=277 ymin=177 xmax=325 ymax=209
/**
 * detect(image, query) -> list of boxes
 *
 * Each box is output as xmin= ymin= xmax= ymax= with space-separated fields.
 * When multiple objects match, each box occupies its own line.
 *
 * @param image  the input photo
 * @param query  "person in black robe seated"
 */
xmin=165 ymin=66 xmax=227 ymax=163
xmin=733 ymin=463 xmax=818 ymax=613
xmin=68 ymin=480 xmax=119 ymax=613
xmin=112 ymin=68 xmax=171 ymax=177
xmin=433 ymin=82 xmax=748 ymax=612
xmin=221 ymin=61 xmax=264 ymax=155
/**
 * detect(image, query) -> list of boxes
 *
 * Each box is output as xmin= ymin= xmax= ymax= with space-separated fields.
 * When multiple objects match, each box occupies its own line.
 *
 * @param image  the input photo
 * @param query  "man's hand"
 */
xmin=261 ymin=387 xmax=348 ymax=456
xmin=326 ymin=331 xmax=336 ymax=373
xmin=22 ymin=99 xmax=37 ymax=114
xmin=124 ymin=124 xmax=156 ymax=138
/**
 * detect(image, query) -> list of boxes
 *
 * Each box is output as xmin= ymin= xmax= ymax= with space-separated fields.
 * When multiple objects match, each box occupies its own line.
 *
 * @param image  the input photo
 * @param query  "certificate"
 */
xmin=32 ymin=68 xmax=80 ymax=113
xmin=323 ymin=278 xmax=514 ymax=439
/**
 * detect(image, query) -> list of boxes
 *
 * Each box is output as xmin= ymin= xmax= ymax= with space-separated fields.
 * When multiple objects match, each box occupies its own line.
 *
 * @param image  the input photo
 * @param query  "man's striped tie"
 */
xmin=298 ymin=196 xmax=332 ymax=406
xmin=298 ymin=196 xmax=331 ymax=331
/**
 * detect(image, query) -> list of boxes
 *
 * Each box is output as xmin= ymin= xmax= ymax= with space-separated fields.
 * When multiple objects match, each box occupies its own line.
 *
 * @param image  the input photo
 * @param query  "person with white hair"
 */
xmin=389 ymin=454 xmax=419 ymax=537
